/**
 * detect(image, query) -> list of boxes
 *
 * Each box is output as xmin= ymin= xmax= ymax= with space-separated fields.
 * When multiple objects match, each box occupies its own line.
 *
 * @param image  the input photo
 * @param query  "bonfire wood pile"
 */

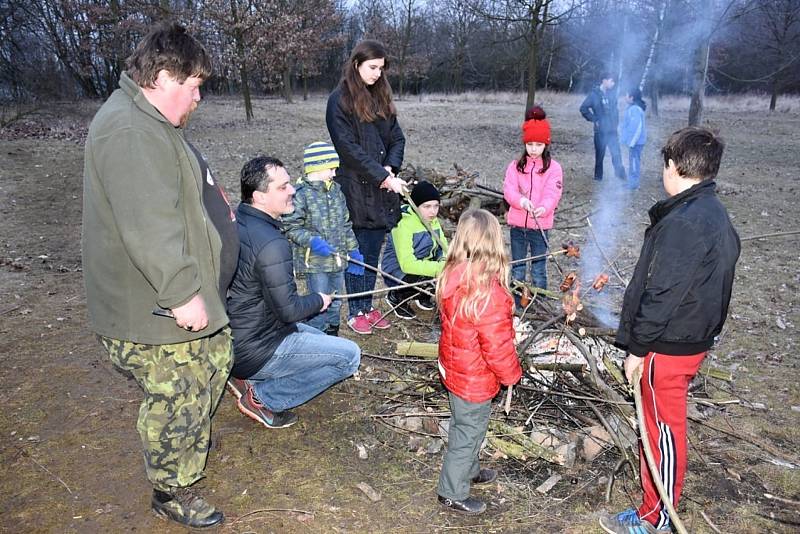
xmin=352 ymin=239 xmax=749 ymax=501
xmin=398 ymin=163 xmax=506 ymax=222
xmin=354 ymin=167 xmax=765 ymax=503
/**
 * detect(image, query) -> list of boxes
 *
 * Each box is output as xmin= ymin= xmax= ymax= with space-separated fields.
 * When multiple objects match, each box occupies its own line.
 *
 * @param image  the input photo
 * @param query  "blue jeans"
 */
xmin=247 ymin=324 xmax=361 ymax=411
xmin=304 ymin=270 xmax=345 ymax=331
xmin=593 ymin=129 xmax=626 ymax=180
xmin=628 ymin=144 xmax=644 ymax=189
xmin=510 ymin=226 xmax=549 ymax=290
xmin=345 ymin=228 xmax=386 ymax=317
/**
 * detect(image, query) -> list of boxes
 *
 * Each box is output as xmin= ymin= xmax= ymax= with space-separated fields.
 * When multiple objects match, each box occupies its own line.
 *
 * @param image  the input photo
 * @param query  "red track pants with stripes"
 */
xmin=637 ymin=351 xmax=706 ymax=529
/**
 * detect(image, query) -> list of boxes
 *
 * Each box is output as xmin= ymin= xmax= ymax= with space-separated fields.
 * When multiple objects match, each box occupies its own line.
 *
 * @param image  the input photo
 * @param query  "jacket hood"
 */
xmin=441 ymin=262 xmax=467 ymax=300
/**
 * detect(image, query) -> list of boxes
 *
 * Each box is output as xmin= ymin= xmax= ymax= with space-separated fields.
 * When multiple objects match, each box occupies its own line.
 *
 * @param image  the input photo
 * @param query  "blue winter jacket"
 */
xmin=620 ymin=104 xmax=647 ymax=147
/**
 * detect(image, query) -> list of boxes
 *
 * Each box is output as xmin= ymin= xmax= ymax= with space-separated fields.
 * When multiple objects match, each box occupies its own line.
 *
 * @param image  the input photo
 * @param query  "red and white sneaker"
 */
xmin=347 ymin=313 xmax=373 ymax=335
xmin=366 ymin=308 xmax=390 ymax=330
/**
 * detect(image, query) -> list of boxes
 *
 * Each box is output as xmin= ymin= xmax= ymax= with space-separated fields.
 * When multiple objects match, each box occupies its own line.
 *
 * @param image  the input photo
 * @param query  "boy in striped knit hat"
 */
xmin=284 ymin=142 xmax=364 ymax=336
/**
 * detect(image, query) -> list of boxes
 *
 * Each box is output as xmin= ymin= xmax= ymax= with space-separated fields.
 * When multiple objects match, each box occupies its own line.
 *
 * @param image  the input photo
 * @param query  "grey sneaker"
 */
xmin=237 ymin=387 xmax=298 ymax=429
xmin=599 ymin=508 xmax=670 ymax=533
xmin=152 ymin=487 xmax=223 ymax=528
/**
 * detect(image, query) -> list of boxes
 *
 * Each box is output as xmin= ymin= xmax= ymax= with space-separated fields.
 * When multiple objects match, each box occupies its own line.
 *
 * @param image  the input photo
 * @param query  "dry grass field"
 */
xmin=0 ymin=91 xmax=798 ymax=532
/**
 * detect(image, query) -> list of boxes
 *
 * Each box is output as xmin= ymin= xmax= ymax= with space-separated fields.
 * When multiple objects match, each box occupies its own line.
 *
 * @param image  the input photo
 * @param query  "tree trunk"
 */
xmin=398 ymin=0 xmax=415 ymax=98
xmin=230 ymin=0 xmax=253 ymax=121
xmin=640 ymin=0 xmax=668 ymax=91
xmin=688 ymin=37 xmax=710 ymax=126
xmin=688 ymin=0 xmax=712 ymax=126
xmin=303 ymin=68 xmax=309 ymax=102
xmin=769 ymin=73 xmax=780 ymax=111
xmin=282 ymin=66 xmax=293 ymax=103
xmin=526 ymin=37 xmax=539 ymax=110
xmin=617 ymin=11 xmax=627 ymax=83
xmin=544 ymin=24 xmax=556 ymax=90
xmin=525 ymin=3 xmax=544 ymax=112
xmin=650 ymin=81 xmax=660 ymax=117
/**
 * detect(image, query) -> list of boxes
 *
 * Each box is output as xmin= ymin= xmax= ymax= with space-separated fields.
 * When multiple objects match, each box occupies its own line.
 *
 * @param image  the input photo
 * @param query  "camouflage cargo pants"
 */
xmin=99 ymin=327 xmax=232 ymax=490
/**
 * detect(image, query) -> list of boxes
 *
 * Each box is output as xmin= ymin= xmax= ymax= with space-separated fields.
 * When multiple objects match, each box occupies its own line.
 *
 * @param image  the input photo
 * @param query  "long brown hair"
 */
xmin=516 ymin=145 xmax=552 ymax=174
xmin=339 ymin=40 xmax=396 ymax=123
xmin=435 ymin=209 xmax=510 ymax=322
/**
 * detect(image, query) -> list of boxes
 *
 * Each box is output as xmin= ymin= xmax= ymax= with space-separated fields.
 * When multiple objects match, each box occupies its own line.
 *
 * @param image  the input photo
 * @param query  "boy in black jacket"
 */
xmin=600 ymin=127 xmax=740 ymax=534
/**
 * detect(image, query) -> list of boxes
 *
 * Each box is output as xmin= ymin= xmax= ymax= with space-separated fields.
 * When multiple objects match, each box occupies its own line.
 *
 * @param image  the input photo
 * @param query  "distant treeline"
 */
xmin=2 ymin=0 xmax=798 ymax=112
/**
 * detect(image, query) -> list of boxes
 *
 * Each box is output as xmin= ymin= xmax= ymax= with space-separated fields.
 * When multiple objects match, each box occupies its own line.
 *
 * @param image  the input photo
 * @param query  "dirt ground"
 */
xmin=1 ymin=93 xmax=798 ymax=533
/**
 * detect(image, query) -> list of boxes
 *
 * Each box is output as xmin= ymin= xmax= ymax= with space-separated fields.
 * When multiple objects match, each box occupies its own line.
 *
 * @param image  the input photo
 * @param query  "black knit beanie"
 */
xmin=410 ymin=180 xmax=440 ymax=206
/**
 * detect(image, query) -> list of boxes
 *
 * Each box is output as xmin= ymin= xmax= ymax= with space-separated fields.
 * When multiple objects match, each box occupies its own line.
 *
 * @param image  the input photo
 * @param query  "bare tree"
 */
xmin=639 ymin=0 xmax=668 ymax=115
xmin=731 ymin=0 xmax=800 ymax=111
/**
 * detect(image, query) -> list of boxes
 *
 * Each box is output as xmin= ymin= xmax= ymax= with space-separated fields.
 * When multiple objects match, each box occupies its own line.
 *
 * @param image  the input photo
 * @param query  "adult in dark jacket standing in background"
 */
xmin=326 ymin=40 xmax=408 ymax=335
xmin=82 ymin=23 xmax=236 ymax=529
xmin=226 ymin=156 xmax=361 ymax=430
xmin=580 ymin=73 xmax=627 ymax=182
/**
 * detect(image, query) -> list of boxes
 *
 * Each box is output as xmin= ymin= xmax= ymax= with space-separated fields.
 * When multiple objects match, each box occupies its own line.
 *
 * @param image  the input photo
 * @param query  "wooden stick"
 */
xmin=509 ymin=248 xmax=568 ymax=265
xmin=330 ymin=279 xmax=433 ymax=299
xmin=633 ymin=366 xmax=689 ymax=534
xmin=342 ymin=255 xmax=435 ymax=298
xmin=700 ymin=511 xmax=723 ymax=534
xmin=740 ymin=229 xmax=800 ymax=241
xmin=530 ymin=209 xmax=564 ymax=277
xmin=585 ymin=217 xmax=629 ymax=288
xmin=504 ymin=385 xmax=513 ymax=414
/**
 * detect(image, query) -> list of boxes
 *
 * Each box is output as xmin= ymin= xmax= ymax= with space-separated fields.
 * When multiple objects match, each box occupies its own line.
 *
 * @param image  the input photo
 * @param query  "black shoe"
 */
xmin=437 ymin=495 xmax=486 ymax=515
xmin=152 ymin=487 xmax=224 ymax=528
xmin=471 ymin=468 xmax=497 ymax=485
xmin=325 ymin=325 xmax=339 ymax=336
xmin=385 ymin=294 xmax=416 ymax=320
xmin=414 ymin=295 xmax=435 ymax=311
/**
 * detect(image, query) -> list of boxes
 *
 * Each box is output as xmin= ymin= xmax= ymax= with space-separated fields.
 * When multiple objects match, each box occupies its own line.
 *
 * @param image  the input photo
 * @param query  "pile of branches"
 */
xmin=351 ymin=238 xmax=756 ymax=508
xmin=398 ymin=163 xmax=506 ymax=223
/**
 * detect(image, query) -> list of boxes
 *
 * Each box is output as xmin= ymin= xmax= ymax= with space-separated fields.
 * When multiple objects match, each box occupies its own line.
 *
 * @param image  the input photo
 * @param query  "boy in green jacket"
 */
xmin=284 ymin=142 xmax=364 ymax=335
xmin=381 ymin=180 xmax=448 ymax=320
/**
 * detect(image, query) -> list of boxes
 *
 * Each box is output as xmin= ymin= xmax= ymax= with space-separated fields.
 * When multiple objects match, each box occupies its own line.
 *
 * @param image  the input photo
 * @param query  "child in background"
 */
xmin=381 ymin=180 xmax=448 ymax=320
xmin=620 ymin=87 xmax=647 ymax=190
xmin=435 ymin=209 xmax=522 ymax=515
xmin=283 ymin=142 xmax=364 ymax=336
xmin=503 ymin=106 xmax=563 ymax=293
xmin=600 ymin=127 xmax=740 ymax=534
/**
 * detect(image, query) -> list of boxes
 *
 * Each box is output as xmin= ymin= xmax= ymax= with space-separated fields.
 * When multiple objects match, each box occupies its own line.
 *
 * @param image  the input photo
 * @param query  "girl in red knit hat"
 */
xmin=503 ymin=106 xmax=564 ymax=294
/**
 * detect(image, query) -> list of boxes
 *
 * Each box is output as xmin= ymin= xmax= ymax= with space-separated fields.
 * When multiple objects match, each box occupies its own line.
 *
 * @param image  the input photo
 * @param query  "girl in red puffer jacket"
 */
xmin=434 ymin=209 xmax=522 ymax=515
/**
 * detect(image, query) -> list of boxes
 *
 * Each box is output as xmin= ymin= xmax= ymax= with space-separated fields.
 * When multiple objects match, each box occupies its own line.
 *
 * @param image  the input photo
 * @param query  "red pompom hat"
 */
xmin=522 ymin=106 xmax=551 ymax=144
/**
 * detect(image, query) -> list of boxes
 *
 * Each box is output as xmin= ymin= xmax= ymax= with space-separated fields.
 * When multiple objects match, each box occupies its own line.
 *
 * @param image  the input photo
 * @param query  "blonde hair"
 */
xmin=436 ymin=209 xmax=510 ymax=321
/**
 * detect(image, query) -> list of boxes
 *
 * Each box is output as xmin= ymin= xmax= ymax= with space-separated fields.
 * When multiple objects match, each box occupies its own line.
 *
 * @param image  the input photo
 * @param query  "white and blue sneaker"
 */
xmin=599 ymin=508 xmax=671 ymax=533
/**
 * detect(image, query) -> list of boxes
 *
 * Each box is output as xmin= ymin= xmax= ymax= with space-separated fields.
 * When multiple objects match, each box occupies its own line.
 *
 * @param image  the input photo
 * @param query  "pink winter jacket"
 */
xmin=503 ymin=157 xmax=563 ymax=230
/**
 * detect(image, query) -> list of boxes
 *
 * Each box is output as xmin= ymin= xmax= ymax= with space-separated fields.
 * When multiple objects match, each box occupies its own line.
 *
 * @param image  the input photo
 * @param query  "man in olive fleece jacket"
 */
xmin=81 ymin=23 xmax=237 ymax=529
